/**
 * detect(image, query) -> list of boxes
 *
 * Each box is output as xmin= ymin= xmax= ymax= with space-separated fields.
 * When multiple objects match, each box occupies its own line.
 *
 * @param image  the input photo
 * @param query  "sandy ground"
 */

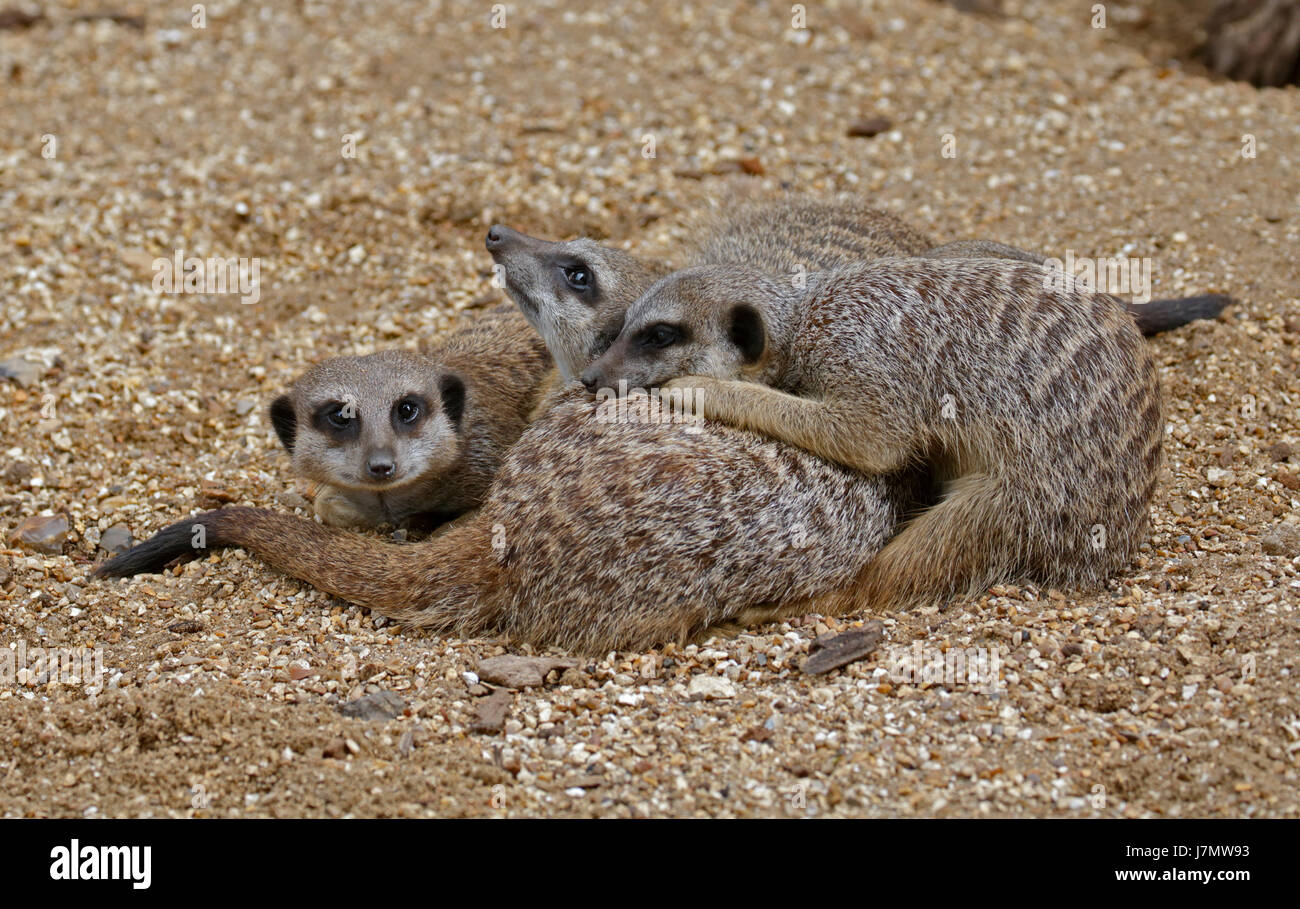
xmin=1 ymin=0 xmax=1298 ymax=818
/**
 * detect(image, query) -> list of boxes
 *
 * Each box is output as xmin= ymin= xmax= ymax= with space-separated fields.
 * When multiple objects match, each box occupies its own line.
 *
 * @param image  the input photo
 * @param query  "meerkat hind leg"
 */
xmin=668 ymin=375 xmax=906 ymax=475
xmin=792 ymin=471 xmax=1014 ymax=619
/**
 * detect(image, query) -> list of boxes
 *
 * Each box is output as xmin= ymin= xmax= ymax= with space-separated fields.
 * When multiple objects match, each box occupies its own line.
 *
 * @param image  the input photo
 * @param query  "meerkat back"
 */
xmin=691 ymin=196 xmax=936 ymax=274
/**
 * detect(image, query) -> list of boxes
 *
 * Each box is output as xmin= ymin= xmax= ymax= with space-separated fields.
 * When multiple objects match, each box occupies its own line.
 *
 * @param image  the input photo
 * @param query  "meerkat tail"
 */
xmin=94 ymin=507 xmax=501 ymax=637
xmin=1126 ymin=293 xmax=1232 ymax=335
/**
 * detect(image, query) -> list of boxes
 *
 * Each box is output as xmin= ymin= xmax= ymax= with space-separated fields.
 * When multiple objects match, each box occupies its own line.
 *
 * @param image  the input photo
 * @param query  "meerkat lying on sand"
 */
xmin=580 ymin=257 xmax=1163 ymax=613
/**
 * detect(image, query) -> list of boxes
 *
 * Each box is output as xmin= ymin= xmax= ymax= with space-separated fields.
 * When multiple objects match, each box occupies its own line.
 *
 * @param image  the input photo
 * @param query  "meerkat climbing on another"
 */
xmin=271 ymin=304 xmax=551 ymax=529
xmin=581 ymin=257 xmax=1164 ymax=611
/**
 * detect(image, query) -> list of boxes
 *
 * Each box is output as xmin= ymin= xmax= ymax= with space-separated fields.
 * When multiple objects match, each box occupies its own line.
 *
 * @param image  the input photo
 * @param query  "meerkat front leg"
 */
xmin=312 ymin=484 xmax=386 ymax=529
xmin=664 ymin=376 xmax=906 ymax=475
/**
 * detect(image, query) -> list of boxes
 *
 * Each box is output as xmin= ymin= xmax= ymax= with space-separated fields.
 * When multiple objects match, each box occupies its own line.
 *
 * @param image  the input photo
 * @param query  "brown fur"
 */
xmin=585 ymin=258 xmax=1164 ymax=614
xmin=96 ymin=391 xmax=901 ymax=654
xmin=271 ymin=304 xmax=551 ymax=528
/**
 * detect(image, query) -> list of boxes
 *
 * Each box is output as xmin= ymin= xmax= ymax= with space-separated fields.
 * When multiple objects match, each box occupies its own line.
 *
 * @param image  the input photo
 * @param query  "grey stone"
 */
xmin=339 ymin=690 xmax=406 ymax=721
xmin=98 ymin=524 xmax=134 ymax=555
xmin=477 ymin=654 xmax=576 ymax=689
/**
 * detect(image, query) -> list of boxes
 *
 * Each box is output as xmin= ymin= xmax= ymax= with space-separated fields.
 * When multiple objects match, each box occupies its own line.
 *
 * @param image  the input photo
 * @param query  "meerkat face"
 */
xmin=485 ymin=225 xmax=659 ymax=381
xmin=269 ymin=351 xmax=466 ymax=492
xmin=579 ymin=266 xmax=772 ymax=393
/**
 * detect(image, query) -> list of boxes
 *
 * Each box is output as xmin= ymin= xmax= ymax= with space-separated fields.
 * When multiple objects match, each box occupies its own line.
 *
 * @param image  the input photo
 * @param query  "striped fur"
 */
xmin=586 ymin=257 xmax=1164 ymax=611
xmin=97 ymin=393 xmax=901 ymax=654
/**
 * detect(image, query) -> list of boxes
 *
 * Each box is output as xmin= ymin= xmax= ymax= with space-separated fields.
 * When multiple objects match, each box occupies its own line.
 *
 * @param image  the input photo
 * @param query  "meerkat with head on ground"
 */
xmin=580 ymin=257 xmax=1164 ymax=612
xmin=271 ymin=304 xmax=551 ymax=529
xmin=95 ymin=390 xmax=903 ymax=653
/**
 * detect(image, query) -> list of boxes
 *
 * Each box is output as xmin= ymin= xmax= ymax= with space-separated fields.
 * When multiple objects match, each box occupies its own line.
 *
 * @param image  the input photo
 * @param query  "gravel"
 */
xmin=1 ymin=0 xmax=1297 ymax=817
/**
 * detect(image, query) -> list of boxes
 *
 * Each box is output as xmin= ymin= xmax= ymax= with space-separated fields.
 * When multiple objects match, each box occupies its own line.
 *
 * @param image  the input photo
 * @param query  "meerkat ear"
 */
xmin=269 ymin=395 xmax=297 ymax=452
xmin=727 ymin=303 xmax=766 ymax=364
xmin=439 ymin=374 xmax=466 ymax=427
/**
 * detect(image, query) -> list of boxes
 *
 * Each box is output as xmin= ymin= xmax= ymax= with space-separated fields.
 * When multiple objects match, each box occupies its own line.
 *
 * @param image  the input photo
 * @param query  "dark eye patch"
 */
xmin=636 ymin=322 xmax=686 ymax=350
xmin=311 ymin=401 xmax=359 ymax=440
xmin=553 ymin=257 xmax=596 ymax=298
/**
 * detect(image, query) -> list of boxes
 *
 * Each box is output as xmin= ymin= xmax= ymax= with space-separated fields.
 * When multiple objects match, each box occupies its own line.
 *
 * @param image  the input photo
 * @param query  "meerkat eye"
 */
xmin=312 ymin=401 xmax=359 ymax=437
xmin=560 ymin=264 xmax=591 ymax=291
xmin=638 ymin=323 xmax=683 ymax=350
xmin=394 ymin=398 xmax=421 ymax=424
xmin=325 ymin=404 xmax=354 ymax=429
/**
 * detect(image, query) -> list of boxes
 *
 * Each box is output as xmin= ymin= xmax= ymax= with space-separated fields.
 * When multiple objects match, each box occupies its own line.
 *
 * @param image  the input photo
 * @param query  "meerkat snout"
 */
xmin=485 ymin=224 xmax=528 ymax=252
xmin=365 ymin=449 xmax=396 ymax=480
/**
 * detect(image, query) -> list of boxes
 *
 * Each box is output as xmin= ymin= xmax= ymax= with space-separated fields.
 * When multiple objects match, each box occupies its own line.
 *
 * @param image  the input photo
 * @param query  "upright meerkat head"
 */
xmin=579 ymin=264 xmax=794 ymax=393
xmin=269 ymin=349 xmax=466 ymax=492
xmin=485 ymin=224 xmax=666 ymax=382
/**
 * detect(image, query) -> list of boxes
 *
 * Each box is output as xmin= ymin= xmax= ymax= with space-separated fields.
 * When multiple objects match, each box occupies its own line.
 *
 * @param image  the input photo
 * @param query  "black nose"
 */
xmin=579 ymin=370 xmax=601 ymax=393
xmin=366 ymin=457 xmax=395 ymax=479
xmin=485 ymin=224 xmax=512 ymax=251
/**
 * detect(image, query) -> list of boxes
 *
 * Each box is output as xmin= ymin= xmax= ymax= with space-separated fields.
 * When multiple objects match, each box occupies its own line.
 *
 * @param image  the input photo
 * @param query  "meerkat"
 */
xmin=488 ymin=200 xmax=1229 ymax=386
xmin=95 ymin=390 xmax=903 ymax=654
xmin=271 ymin=304 xmax=551 ymax=529
xmin=580 ymin=257 xmax=1164 ymax=611
xmin=94 ymin=200 xmax=1206 ymax=653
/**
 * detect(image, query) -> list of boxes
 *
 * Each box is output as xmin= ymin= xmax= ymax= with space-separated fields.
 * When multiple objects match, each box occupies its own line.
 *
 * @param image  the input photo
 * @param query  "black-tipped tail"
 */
xmin=94 ymin=510 xmax=234 ymax=578
xmin=92 ymin=505 xmax=496 ymax=639
xmin=1128 ymin=293 xmax=1233 ymax=336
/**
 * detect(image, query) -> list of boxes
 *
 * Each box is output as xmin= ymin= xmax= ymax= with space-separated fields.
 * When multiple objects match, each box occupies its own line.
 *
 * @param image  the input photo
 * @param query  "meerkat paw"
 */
xmin=661 ymin=375 xmax=724 ymax=416
xmin=313 ymin=486 xmax=384 ymax=529
xmin=662 ymin=375 xmax=802 ymax=435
